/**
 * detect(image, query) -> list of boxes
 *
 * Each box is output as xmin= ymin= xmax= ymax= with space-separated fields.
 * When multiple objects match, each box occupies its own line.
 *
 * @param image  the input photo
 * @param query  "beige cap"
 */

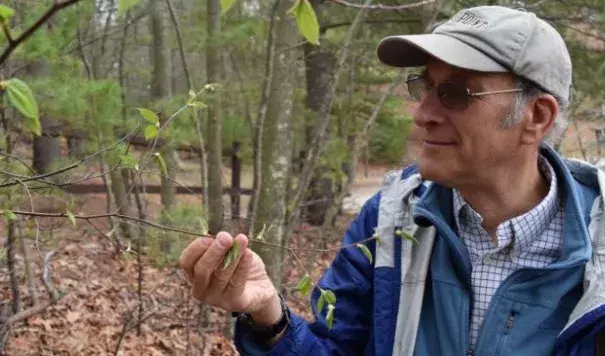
xmin=377 ymin=6 xmax=572 ymax=105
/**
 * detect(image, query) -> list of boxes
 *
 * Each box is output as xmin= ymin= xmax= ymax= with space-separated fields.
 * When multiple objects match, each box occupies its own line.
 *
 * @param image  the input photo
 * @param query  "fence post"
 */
xmin=231 ymin=141 xmax=241 ymax=220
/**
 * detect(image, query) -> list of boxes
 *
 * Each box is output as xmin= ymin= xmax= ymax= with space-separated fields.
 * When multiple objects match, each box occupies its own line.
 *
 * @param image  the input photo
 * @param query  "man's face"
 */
xmin=413 ymin=59 xmax=525 ymax=188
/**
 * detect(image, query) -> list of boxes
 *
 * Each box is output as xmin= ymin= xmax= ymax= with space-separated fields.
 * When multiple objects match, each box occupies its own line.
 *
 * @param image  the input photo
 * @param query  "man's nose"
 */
xmin=413 ymin=94 xmax=446 ymax=128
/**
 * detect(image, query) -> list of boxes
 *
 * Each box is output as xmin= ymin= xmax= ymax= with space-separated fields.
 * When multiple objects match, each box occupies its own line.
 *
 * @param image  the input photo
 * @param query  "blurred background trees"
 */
xmin=2 ymin=0 xmax=605 ymax=353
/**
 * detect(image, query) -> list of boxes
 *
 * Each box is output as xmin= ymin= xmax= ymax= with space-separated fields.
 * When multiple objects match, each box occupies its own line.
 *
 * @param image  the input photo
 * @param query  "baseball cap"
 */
xmin=376 ymin=6 xmax=572 ymax=105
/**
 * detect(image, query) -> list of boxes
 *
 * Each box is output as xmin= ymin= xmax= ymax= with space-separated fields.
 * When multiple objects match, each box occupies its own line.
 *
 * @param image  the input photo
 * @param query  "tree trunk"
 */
xmin=206 ymin=0 xmax=224 ymax=234
xmin=302 ymin=34 xmax=336 ymax=225
xmin=251 ymin=0 xmax=297 ymax=289
xmin=7 ymin=221 xmax=20 ymax=314
xmin=150 ymin=0 xmax=176 ymax=234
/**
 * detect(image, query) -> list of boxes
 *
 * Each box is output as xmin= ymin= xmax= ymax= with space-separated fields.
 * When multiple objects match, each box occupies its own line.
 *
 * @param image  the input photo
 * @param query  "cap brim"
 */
xmin=377 ymin=33 xmax=508 ymax=73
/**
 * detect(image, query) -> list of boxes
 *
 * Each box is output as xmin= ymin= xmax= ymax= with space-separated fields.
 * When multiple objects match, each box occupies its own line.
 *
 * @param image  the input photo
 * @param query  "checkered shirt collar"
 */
xmin=452 ymin=155 xmax=560 ymax=251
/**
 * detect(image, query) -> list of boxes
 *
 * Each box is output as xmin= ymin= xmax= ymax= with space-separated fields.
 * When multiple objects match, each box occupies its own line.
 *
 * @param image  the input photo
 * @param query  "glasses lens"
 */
xmin=437 ymin=82 xmax=469 ymax=111
xmin=407 ymin=75 xmax=430 ymax=102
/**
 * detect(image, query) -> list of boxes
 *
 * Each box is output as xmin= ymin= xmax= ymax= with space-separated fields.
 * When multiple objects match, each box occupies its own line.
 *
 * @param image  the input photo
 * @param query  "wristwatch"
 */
xmin=233 ymin=294 xmax=291 ymax=343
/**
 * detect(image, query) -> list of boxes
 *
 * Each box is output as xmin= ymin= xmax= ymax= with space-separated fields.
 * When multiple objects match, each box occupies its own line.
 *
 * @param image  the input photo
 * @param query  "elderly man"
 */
xmin=180 ymin=6 xmax=605 ymax=355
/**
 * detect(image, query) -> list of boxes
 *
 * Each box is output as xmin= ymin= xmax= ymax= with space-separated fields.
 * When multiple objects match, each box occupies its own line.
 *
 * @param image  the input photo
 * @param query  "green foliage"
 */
xmin=221 ymin=0 xmax=237 ymax=15
xmin=1 ymin=209 xmax=17 ymax=222
xmin=117 ymin=0 xmax=141 ymax=16
xmin=222 ymin=241 xmax=240 ymax=269
xmin=0 ymin=4 xmax=15 ymax=23
xmin=66 ymin=210 xmax=76 ymax=227
xmin=144 ymin=124 xmax=159 ymax=141
xmin=296 ymin=274 xmax=312 ymax=297
xmin=3 ymin=78 xmax=40 ymax=136
xmin=395 ymin=228 xmax=419 ymax=244
xmin=316 ymin=288 xmax=337 ymax=330
xmin=368 ymin=97 xmax=414 ymax=165
xmin=138 ymin=108 xmax=160 ymax=125
xmin=356 ymin=243 xmax=373 ymax=263
xmin=289 ymin=0 xmax=320 ymax=45
xmin=153 ymin=152 xmax=167 ymax=176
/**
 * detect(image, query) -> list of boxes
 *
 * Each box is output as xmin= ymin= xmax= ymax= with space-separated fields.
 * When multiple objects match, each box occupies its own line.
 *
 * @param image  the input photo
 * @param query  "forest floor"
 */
xmin=0 ymin=154 xmax=391 ymax=356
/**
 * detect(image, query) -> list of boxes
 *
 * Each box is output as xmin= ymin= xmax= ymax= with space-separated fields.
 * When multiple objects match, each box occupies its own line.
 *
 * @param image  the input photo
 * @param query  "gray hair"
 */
xmin=501 ymin=78 xmax=568 ymax=146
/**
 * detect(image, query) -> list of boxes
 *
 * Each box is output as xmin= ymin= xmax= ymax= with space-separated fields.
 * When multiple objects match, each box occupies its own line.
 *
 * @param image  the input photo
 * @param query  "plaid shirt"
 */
xmin=452 ymin=156 xmax=564 ymax=348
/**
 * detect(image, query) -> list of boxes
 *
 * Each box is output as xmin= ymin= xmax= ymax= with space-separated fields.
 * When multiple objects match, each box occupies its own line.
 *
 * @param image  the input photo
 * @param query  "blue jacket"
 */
xmin=235 ymin=146 xmax=605 ymax=355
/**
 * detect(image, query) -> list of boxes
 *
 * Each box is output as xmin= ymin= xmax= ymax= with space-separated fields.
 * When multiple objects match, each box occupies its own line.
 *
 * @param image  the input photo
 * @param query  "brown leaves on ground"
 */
xmin=1 ymin=214 xmax=354 ymax=356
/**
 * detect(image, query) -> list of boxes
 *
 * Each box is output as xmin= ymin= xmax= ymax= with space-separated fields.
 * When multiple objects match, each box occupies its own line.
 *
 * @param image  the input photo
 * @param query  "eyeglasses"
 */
xmin=406 ymin=74 xmax=523 ymax=111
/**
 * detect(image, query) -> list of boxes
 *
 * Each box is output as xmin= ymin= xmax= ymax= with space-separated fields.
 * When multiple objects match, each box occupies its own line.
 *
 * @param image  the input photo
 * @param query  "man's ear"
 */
xmin=520 ymin=94 xmax=558 ymax=145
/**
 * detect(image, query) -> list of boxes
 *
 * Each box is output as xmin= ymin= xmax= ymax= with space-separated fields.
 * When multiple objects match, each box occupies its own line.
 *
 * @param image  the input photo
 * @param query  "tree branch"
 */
xmin=327 ymin=0 xmax=434 ymax=10
xmin=0 ymin=126 xmax=139 ymax=189
xmin=321 ymin=18 xmax=420 ymax=31
xmin=0 ymin=0 xmax=83 ymax=67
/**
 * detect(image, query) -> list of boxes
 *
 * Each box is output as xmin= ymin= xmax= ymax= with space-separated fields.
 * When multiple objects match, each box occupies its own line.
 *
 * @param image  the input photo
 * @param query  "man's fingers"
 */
xmin=180 ymin=237 xmax=213 ymax=282
xmin=208 ymin=234 xmax=249 ymax=296
xmin=192 ymin=232 xmax=234 ymax=298
xmin=226 ymin=248 xmax=253 ymax=294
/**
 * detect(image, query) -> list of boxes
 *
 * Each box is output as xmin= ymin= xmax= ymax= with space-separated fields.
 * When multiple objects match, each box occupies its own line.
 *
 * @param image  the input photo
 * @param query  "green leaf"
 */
xmin=66 ymin=210 xmax=76 ymax=227
xmin=323 ymin=290 xmax=336 ymax=305
xmin=0 ymin=5 xmax=15 ymax=23
xmin=1 ymin=209 xmax=16 ymax=221
xmin=221 ymin=240 xmax=240 ymax=270
xmin=316 ymin=291 xmax=326 ymax=313
xmin=356 ymin=243 xmax=373 ymax=264
xmin=221 ymin=0 xmax=237 ymax=15
xmin=295 ymin=274 xmax=312 ymax=297
xmin=118 ymin=154 xmax=138 ymax=168
xmin=117 ymin=0 xmax=140 ymax=16
xmin=188 ymin=101 xmax=207 ymax=108
xmin=144 ymin=124 xmax=158 ymax=141
xmin=396 ymin=229 xmax=419 ymax=244
xmin=199 ymin=217 xmax=209 ymax=235
xmin=5 ymin=79 xmax=40 ymax=136
xmin=326 ymin=304 xmax=335 ymax=330
xmin=153 ymin=152 xmax=167 ymax=177
xmin=288 ymin=0 xmax=320 ymax=45
xmin=137 ymin=108 xmax=159 ymax=125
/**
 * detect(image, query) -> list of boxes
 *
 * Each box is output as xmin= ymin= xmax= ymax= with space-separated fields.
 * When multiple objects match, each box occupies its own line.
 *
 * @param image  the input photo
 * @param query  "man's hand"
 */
xmin=180 ymin=232 xmax=282 ymax=326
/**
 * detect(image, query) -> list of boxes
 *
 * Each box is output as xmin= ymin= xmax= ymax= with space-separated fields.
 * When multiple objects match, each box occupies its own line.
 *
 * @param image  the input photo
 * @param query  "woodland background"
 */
xmin=1 ymin=0 xmax=605 ymax=354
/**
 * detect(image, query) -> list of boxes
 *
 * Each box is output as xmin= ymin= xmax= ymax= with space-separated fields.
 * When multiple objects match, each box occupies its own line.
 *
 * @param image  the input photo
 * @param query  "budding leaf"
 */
xmin=316 ymin=291 xmax=326 ymax=314
xmin=323 ymin=290 xmax=336 ymax=305
xmin=153 ymin=152 xmax=167 ymax=177
xmin=1 ymin=209 xmax=17 ymax=221
xmin=119 ymin=154 xmax=138 ymax=168
xmin=396 ymin=229 xmax=419 ymax=244
xmin=199 ymin=217 xmax=209 ymax=235
xmin=221 ymin=240 xmax=240 ymax=270
xmin=66 ymin=210 xmax=76 ymax=227
xmin=137 ymin=107 xmax=159 ymax=125
xmin=295 ymin=274 xmax=312 ymax=297
xmin=144 ymin=124 xmax=158 ymax=141
xmin=221 ymin=0 xmax=237 ymax=15
xmin=326 ymin=304 xmax=335 ymax=330
xmin=5 ymin=79 xmax=40 ymax=136
xmin=0 ymin=5 xmax=15 ymax=23
xmin=356 ymin=243 xmax=373 ymax=264
xmin=288 ymin=0 xmax=320 ymax=45
xmin=188 ymin=101 xmax=207 ymax=108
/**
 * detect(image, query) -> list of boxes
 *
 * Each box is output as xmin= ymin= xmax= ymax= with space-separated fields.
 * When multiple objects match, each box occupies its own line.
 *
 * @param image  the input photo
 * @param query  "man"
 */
xmin=180 ymin=6 xmax=605 ymax=355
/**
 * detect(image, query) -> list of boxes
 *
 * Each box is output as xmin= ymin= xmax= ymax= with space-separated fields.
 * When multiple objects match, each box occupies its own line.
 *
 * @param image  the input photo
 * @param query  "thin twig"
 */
xmin=0 ymin=126 xmax=139 ymax=189
xmin=327 ymin=0 xmax=434 ymax=10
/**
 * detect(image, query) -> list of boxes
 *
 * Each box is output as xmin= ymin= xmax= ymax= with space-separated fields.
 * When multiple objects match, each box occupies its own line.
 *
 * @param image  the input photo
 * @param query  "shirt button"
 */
xmin=483 ymin=255 xmax=492 ymax=265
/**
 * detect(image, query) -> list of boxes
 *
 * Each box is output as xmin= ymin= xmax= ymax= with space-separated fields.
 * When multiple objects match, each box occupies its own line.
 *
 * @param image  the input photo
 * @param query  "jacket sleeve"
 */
xmin=234 ymin=193 xmax=380 ymax=356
